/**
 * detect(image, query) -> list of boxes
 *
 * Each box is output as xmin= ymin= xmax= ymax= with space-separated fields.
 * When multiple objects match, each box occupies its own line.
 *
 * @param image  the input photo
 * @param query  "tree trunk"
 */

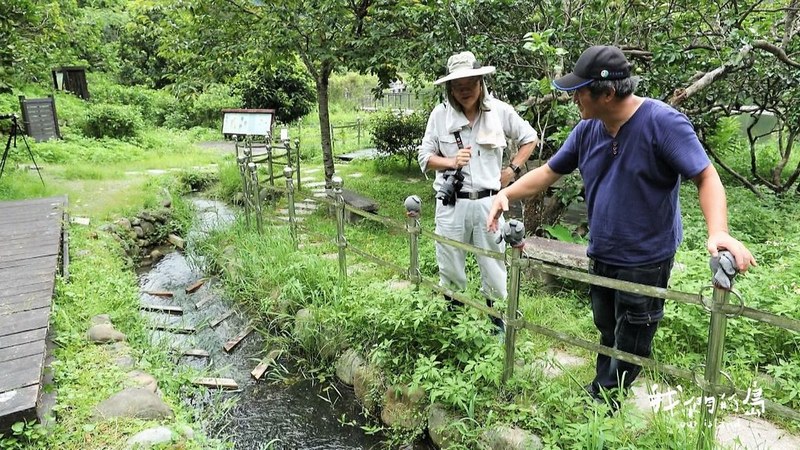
xmin=522 ymin=192 xmax=567 ymax=236
xmin=315 ymin=69 xmax=335 ymax=188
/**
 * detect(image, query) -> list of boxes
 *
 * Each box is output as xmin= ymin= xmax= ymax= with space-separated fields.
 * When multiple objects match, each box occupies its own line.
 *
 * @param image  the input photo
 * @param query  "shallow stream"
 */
xmin=135 ymin=198 xmax=395 ymax=450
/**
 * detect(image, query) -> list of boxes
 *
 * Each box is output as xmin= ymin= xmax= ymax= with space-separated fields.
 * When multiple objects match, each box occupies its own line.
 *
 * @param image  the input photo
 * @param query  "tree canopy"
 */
xmin=5 ymin=0 xmax=798 ymax=197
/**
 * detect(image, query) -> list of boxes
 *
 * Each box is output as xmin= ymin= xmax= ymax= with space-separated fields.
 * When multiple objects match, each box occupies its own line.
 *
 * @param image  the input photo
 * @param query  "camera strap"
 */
xmin=453 ymin=131 xmax=464 ymax=149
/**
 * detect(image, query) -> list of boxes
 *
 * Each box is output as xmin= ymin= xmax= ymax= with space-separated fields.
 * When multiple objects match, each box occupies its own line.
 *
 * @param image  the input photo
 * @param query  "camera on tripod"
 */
xmin=436 ymin=168 xmax=464 ymax=206
xmin=0 ymin=111 xmax=44 ymax=186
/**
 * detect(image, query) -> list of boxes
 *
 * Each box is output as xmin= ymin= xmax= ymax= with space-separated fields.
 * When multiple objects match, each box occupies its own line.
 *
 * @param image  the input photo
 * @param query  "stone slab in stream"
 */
xmin=192 ymin=377 xmax=239 ymax=390
xmin=224 ymin=325 xmax=254 ymax=353
xmin=251 ymin=349 xmax=283 ymax=380
xmin=185 ymin=278 xmax=207 ymax=294
xmin=182 ymin=349 xmax=209 ymax=358
xmin=143 ymin=290 xmax=173 ymax=297
xmin=153 ymin=324 xmax=196 ymax=334
xmin=140 ymin=304 xmax=183 ymax=315
xmin=209 ymin=310 xmax=234 ymax=328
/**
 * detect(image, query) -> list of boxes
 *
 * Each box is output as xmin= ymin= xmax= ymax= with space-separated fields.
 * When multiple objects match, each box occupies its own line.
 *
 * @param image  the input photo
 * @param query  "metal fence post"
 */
xmin=697 ymin=251 xmax=739 ymax=449
xmin=284 ymin=165 xmax=297 ymax=249
xmin=502 ymin=219 xmax=525 ymax=383
xmin=294 ymin=138 xmax=301 ymax=191
xmin=330 ymin=124 xmax=336 ymax=153
xmin=357 ymin=117 xmax=362 ymax=148
xmin=248 ymin=162 xmax=263 ymax=233
xmin=332 ymin=175 xmax=347 ymax=284
xmin=404 ymin=195 xmax=422 ymax=285
xmin=265 ymin=137 xmax=275 ymax=195
xmin=237 ymin=154 xmax=251 ymax=227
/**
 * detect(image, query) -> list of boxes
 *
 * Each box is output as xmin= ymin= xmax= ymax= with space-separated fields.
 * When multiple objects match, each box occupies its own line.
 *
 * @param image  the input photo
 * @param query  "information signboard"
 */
xmin=18 ymin=95 xmax=61 ymax=142
xmin=221 ymin=109 xmax=275 ymax=138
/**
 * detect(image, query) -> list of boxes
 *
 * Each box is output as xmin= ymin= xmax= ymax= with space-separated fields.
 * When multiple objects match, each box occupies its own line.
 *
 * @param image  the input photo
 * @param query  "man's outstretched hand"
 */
xmin=486 ymin=191 xmax=509 ymax=232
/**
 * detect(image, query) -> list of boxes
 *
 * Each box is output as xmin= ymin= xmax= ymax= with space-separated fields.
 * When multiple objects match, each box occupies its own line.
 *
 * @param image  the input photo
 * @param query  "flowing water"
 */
xmin=136 ymin=198 xmax=407 ymax=450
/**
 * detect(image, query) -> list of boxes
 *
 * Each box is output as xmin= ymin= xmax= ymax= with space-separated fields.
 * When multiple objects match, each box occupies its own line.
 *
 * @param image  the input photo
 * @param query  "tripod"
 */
xmin=0 ymin=113 xmax=44 ymax=186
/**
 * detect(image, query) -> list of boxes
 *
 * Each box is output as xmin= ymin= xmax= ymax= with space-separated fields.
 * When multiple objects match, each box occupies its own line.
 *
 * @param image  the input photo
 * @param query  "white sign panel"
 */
xmin=222 ymin=109 xmax=275 ymax=137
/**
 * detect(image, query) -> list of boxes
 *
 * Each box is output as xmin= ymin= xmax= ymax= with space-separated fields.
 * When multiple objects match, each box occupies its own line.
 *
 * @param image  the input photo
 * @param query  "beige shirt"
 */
xmin=418 ymin=96 xmax=537 ymax=193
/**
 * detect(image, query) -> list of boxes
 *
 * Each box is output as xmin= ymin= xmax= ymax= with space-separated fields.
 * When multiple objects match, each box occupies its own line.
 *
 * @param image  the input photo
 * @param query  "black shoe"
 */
xmin=444 ymin=295 xmax=464 ymax=311
xmin=491 ymin=316 xmax=505 ymax=332
xmin=584 ymin=383 xmax=621 ymax=415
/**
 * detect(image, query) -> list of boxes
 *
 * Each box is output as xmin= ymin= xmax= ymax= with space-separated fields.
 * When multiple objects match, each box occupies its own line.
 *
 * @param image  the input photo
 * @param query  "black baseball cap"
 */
xmin=552 ymin=45 xmax=632 ymax=91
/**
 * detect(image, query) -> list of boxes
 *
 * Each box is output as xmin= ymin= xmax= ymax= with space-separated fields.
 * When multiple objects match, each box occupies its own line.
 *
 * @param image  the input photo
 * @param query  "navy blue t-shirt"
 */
xmin=547 ymin=99 xmax=710 ymax=266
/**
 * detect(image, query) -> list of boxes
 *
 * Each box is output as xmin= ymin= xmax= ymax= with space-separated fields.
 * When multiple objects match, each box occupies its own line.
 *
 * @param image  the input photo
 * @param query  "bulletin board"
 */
xmin=221 ymin=109 xmax=275 ymax=138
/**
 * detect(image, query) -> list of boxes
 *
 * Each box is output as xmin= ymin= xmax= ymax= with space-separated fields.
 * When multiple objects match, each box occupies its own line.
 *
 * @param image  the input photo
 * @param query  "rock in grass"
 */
xmin=94 ymin=388 xmax=173 ymax=421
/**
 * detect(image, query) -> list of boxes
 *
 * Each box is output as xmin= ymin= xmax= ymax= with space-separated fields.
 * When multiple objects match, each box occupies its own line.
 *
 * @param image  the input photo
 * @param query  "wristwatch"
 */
xmin=509 ymin=163 xmax=522 ymax=176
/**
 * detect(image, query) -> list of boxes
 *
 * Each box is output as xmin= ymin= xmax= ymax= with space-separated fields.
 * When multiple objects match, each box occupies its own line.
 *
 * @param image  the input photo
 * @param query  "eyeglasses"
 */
xmin=611 ymin=140 xmax=619 ymax=156
xmin=451 ymin=78 xmax=481 ymax=91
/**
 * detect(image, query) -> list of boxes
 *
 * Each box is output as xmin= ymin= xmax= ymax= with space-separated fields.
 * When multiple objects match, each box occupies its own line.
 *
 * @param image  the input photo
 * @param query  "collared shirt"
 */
xmin=418 ymin=96 xmax=537 ymax=193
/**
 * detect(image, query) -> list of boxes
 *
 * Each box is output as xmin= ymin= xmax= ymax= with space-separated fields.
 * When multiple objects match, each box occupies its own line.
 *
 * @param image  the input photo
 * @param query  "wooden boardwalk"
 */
xmin=0 ymin=196 xmax=66 ymax=430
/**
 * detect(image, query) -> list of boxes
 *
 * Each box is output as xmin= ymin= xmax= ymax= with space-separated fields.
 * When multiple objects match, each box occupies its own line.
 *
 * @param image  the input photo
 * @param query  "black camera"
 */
xmin=436 ymin=169 xmax=464 ymax=206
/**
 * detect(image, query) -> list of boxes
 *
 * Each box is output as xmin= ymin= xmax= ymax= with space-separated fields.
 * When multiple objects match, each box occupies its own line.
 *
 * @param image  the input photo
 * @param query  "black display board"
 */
xmin=18 ymin=96 xmax=61 ymax=142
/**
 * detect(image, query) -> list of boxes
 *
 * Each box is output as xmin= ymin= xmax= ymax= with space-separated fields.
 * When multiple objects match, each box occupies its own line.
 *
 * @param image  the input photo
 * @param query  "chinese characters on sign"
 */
xmin=647 ymin=383 xmax=765 ymax=427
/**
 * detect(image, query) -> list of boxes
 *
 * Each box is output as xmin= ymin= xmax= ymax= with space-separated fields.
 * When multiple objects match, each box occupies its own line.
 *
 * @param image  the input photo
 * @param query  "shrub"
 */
xmin=91 ymin=81 xmax=177 ymax=127
xmin=165 ymin=83 xmax=239 ymax=130
xmin=81 ymin=103 xmax=144 ymax=139
xmin=237 ymin=60 xmax=315 ymax=125
xmin=370 ymin=110 xmax=427 ymax=170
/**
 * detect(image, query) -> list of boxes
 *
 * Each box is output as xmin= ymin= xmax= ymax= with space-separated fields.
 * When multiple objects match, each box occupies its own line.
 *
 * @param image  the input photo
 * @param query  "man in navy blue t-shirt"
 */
xmin=486 ymin=45 xmax=756 ymax=411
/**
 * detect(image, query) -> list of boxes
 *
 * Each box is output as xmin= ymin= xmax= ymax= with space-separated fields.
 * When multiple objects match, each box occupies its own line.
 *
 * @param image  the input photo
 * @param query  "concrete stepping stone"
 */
xmin=298 ymin=242 xmax=326 ymax=250
xmin=386 ymin=279 xmax=414 ymax=290
xmin=305 ymin=181 xmax=327 ymax=188
xmin=336 ymin=148 xmax=381 ymax=161
xmin=348 ymin=172 xmax=363 ymax=178
xmin=296 ymin=201 xmax=318 ymax=210
xmin=347 ymin=263 xmax=370 ymax=275
xmin=278 ymin=208 xmax=313 ymax=216
xmin=717 ymin=416 xmax=800 ymax=449
xmin=532 ymin=349 xmax=587 ymax=378
xmin=71 ymin=217 xmax=91 ymax=226
xmin=275 ymin=216 xmax=304 ymax=223
xmin=126 ymin=426 xmax=174 ymax=449
xmin=302 ymin=168 xmax=322 ymax=174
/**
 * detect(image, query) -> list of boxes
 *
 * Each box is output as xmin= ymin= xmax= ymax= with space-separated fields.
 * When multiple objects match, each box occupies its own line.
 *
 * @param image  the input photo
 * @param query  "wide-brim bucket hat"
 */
xmin=434 ymin=51 xmax=496 ymax=85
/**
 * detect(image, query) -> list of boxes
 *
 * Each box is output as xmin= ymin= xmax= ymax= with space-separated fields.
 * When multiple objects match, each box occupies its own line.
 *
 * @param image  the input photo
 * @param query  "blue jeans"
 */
xmin=589 ymin=257 xmax=673 ymax=392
